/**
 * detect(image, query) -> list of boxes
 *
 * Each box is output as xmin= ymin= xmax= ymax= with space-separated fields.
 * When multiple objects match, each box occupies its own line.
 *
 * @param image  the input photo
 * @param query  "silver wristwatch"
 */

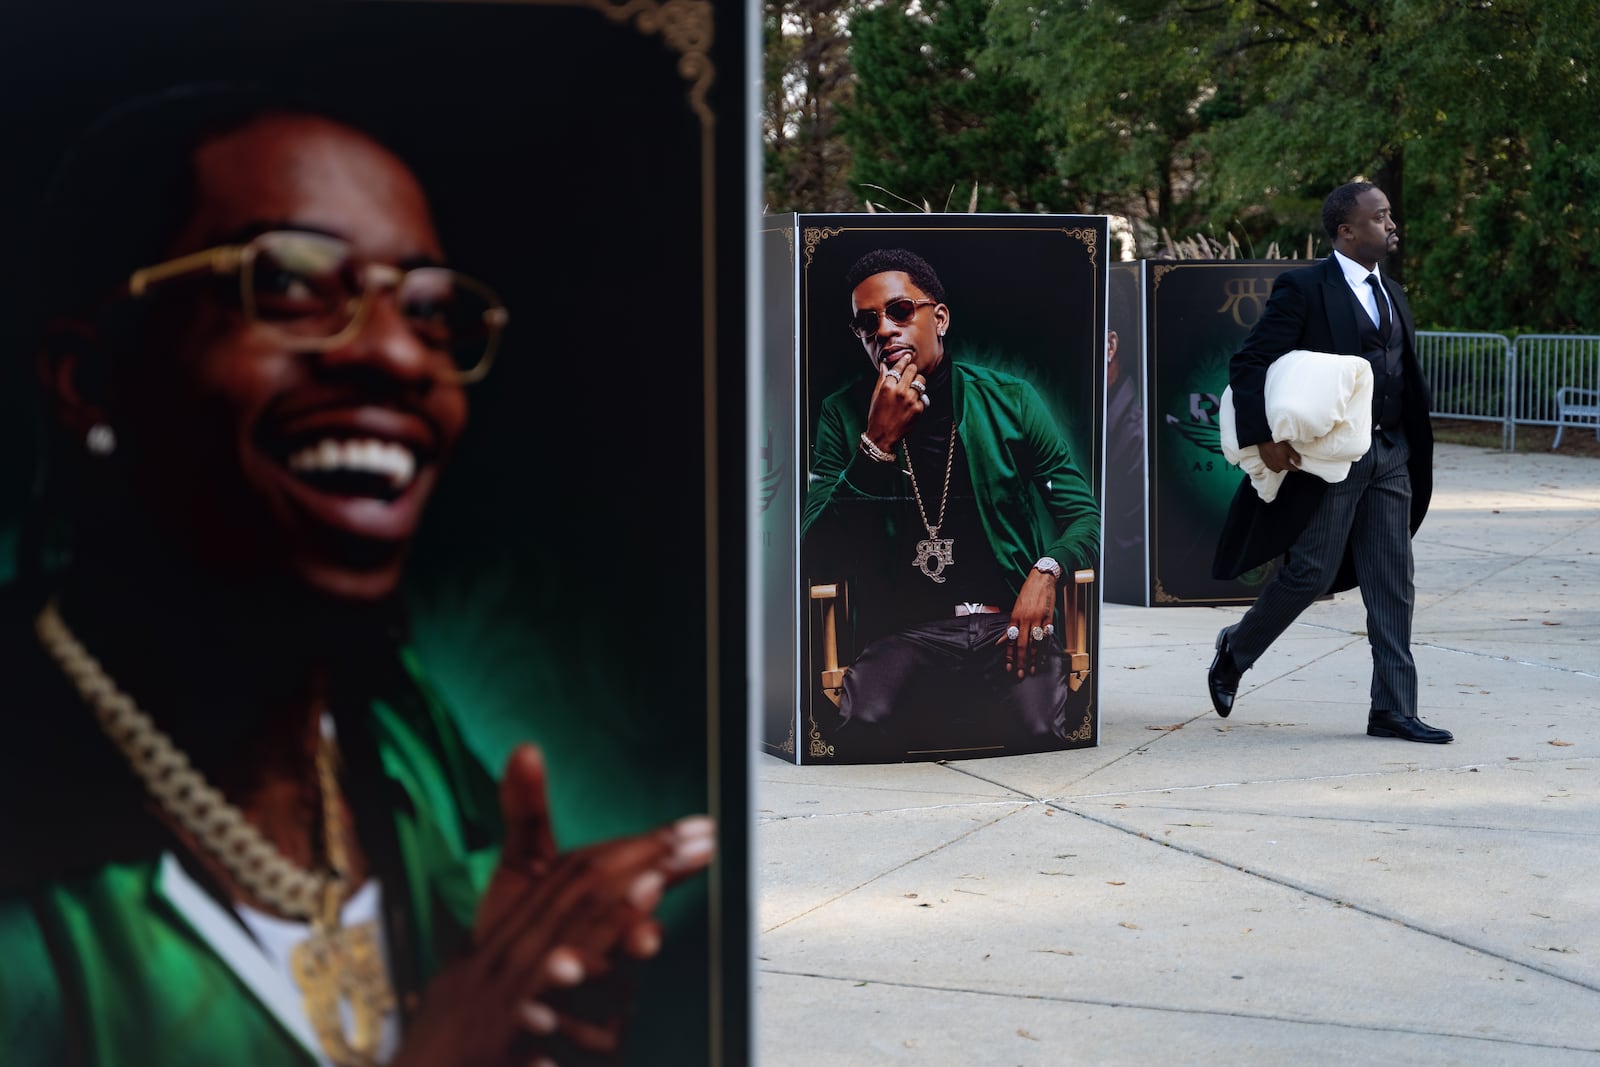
xmin=1033 ymin=556 xmax=1063 ymax=579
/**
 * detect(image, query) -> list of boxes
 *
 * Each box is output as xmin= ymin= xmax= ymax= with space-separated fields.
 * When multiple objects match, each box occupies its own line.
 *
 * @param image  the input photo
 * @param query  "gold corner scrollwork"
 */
xmin=1152 ymin=576 xmax=1182 ymax=604
xmin=782 ymin=226 xmax=795 ymax=267
xmin=552 ymin=0 xmax=715 ymax=123
xmin=802 ymin=227 xmax=843 ymax=269
xmin=1066 ymin=709 xmax=1094 ymax=744
xmin=1059 ymin=227 xmax=1099 ymax=267
xmin=1151 ymin=263 xmax=1179 ymax=291
xmin=803 ymin=702 xmax=835 ymax=760
xmin=807 ymin=723 xmax=835 ymax=760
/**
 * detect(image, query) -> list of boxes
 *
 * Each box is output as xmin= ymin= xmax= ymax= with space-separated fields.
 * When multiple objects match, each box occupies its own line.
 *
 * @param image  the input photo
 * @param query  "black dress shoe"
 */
xmin=1367 ymin=710 xmax=1453 ymax=744
xmin=1207 ymin=627 xmax=1243 ymax=718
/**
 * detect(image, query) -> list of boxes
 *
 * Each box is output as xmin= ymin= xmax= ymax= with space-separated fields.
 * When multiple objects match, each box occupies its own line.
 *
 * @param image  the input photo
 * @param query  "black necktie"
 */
xmin=1366 ymin=274 xmax=1391 ymax=340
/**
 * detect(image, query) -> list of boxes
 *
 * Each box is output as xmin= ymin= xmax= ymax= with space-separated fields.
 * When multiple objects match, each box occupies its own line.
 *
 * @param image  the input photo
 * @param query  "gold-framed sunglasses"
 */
xmin=849 ymin=297 xmax=937 ymax=339
xmin=126 ymin=229 xmax=510 ymax=385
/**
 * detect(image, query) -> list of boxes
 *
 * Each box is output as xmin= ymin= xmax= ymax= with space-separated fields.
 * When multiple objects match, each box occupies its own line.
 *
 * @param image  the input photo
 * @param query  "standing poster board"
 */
xmin=0 ymin=0 xmax=750 ymax=1063
xmin=760 ymin=213 xmax=1107 ymax=765
xmin=1102 ymin=260 xmax=1148 ymax=605
xmin=1144 ymin=259 xmax=1301 ymax=606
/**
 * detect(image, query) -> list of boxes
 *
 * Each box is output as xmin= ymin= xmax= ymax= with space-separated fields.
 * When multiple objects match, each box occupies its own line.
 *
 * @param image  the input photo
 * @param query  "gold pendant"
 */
xmin=289 ymin=919 xmax=396 ymax=1067
xmin=912 ymin=537 xmax=955 ymax=583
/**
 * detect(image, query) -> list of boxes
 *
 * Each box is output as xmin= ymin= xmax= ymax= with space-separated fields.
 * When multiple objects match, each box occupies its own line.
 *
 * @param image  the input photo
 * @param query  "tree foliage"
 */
xmin=982 ymin=0 xmax=1237 ymax=249
xmin=766 ymin=0 xmax=1600 ymax=329
xmin=983 ymin=0 xmax=1600 ymax=328
xmin=763 ymin=0 xmax=858 ymax=212
xmin=837 ymin=0 xmax=1073 ymax=214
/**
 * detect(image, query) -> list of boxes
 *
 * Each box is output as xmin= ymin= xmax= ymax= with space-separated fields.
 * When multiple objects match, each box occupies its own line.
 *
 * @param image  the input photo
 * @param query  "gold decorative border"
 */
xmin=802 ymin=226 xmax=843 ymax=268
xmin=1060 ymin=226 xmax=1100 ymax=266
xmin=757 ymin=717 xmax=796 ymax=756
xmin=807 ymin=720 xmax=835 ymax=760
xmin=519 ymin=0 xmax=716 ymax=122
xmin=804 ymin=225 xmax=1098 ymax=267
xmin=1065 ymin=708 xmax=1094 ymax=744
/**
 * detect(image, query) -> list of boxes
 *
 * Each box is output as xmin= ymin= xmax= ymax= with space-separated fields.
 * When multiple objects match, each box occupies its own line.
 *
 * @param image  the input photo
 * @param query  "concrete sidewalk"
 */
xmin=754 ymin=442 xmax=1600 ymax=1066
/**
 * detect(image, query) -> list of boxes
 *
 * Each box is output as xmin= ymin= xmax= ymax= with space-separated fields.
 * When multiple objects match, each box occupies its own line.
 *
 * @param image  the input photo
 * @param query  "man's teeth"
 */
xmin=286 ymin=438 xmax=416 ymax=489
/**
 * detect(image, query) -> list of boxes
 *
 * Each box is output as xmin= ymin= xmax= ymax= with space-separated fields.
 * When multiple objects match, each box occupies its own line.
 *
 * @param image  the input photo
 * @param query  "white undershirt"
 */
xmin=237 ymin=880 xmax=402 ymax=1064
xmin=158 ymin=853 xmax=401 ymax=1065
xmin=154 ymin=712 xmax=402 ymax=1063
xmin=1332 ymin=248 xmax=1391 ymax=332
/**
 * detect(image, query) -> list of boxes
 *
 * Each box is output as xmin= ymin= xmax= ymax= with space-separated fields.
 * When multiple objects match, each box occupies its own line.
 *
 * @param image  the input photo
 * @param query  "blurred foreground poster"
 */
xmin=0 ymin=1 xmax=751 ymax=1064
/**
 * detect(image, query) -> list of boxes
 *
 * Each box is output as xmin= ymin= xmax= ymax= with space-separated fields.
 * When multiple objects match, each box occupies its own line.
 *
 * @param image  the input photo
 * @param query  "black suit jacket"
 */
xmin=1211 ymin=256 xmax=1434 ymax=592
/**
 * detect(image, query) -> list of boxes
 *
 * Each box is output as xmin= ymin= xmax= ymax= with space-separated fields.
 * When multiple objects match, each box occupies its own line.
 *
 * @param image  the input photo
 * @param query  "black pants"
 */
xmin=1228 ymin=430 xmax=1416 ymax=717
xmin=838 ymin=613 xmax=1071 ymax=761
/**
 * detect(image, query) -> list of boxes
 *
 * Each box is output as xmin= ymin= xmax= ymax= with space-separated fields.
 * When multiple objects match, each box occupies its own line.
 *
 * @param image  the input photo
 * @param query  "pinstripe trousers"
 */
xmin=1225 ymin=430 xmax=1417 ymax=717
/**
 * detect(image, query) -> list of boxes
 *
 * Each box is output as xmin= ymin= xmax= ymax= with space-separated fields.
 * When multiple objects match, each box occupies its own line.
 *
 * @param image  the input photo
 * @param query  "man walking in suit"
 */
xmin=1208 ymin=181 xmax=1451 ymax=743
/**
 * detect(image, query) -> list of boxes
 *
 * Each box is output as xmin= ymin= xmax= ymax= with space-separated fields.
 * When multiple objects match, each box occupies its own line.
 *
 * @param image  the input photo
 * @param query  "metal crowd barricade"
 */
xmin=1414 ymin=331 xmax=1600 ymax=451
xmin=1512 ymin=334 xmax=1600 ymax=450
xmin=1415 ymin=331 xmax=1513 ymax=449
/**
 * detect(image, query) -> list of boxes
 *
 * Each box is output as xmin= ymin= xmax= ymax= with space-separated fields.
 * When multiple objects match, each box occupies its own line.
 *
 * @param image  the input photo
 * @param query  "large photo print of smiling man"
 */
xmin=0 ymin=1 xmax=750 ymax=1065
xmin=797 ymin=216 xmax=1106 ymax=766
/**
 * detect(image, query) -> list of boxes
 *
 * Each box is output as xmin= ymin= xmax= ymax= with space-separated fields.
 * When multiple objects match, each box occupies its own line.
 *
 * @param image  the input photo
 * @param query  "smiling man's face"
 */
xmin=120 ymin=113 xmax=468 ymax=602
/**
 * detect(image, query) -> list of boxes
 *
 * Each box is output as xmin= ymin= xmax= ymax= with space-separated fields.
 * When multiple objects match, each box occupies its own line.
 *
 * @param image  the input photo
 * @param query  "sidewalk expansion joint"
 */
xmin=755 ymin=969 xmax=1600 ymax=1055
xmin=1056 ymin=803 xmax=1600 ymax=998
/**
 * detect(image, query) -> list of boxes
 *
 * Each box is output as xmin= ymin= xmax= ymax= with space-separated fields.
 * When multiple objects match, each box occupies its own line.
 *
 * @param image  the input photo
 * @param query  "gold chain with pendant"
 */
xmin=902 ymin=430 xmax=957 ymax=583
xmin=35 ymin=597 xmax=395 ymax=1066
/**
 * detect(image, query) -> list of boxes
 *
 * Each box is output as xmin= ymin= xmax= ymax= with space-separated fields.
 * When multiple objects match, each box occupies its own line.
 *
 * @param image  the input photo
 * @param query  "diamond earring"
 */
xmin=86 ymin=423 xmax=117 ymax=456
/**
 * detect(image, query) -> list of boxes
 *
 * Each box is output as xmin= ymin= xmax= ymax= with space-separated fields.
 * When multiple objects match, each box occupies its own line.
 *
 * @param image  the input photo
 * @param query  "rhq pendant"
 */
xmin=290 ymin=919 xmax=396 ymax=1067
xmin=912 ymin=537 xmax=955 ymax=583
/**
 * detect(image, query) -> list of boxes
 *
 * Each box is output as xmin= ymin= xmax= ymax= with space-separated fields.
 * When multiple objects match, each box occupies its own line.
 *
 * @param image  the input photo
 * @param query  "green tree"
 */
xmin=1395 ymin=0 xmax=1600 ymax=330
xmin=986 ymin=0 xmax=1600 ymax=329
xmin=763 ymin=0 xmax=859 ymax=212
xmin=1191 ymin=0 xmax=1600 ymax=328
xmin=839 ymin=0 xmax=1072 ymax=214
xmin=983 ymin=0 xmax=1235 ymax=251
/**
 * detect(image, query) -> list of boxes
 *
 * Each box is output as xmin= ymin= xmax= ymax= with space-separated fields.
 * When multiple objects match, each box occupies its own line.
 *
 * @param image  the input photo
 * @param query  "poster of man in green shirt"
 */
xmin=795 ymin=217 xmax=1105 ymax=765
xmin=0 ymin=1 xmax=748 ymax=1063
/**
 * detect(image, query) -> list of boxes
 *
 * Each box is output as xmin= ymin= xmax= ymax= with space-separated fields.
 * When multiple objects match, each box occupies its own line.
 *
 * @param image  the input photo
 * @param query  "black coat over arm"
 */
xmin=1210 ymin=257 xmax=1434 ymax=593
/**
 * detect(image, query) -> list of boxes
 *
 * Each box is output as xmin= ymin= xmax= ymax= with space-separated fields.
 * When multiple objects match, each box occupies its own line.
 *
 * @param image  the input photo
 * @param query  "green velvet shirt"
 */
xmin=802 ymin=360 xmax=1100 ymax=593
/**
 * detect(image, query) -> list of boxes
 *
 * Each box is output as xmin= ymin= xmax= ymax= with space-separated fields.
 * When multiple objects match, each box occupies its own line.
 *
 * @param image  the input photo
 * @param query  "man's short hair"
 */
xmin=1322 ymin=181 xmax=1378 ymax=242
xmin=845 ymin=248 xmax=946 ymax=304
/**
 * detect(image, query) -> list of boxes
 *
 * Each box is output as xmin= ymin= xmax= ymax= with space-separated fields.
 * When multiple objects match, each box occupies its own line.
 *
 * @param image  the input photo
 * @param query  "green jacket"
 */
xmin=801 ymin=360 xmax=1100 ymax=591
xmin=0 ymin=643 xmax=501 ymax=1067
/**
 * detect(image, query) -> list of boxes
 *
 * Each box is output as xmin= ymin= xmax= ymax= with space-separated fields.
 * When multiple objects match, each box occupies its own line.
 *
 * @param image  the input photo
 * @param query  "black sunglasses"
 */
xmin=849 ymin=297 xmax=937 ymax=338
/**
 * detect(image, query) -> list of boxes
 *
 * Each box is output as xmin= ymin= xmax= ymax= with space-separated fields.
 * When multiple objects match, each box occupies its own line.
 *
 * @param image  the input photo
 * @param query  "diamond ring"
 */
xmin=884 ymin=370 xmax=903 ymax=383
xmin=1031 ymin=625 xmax=1046 ymax=642
xmin=1005 ymin=625 xmax=1020 ymax=641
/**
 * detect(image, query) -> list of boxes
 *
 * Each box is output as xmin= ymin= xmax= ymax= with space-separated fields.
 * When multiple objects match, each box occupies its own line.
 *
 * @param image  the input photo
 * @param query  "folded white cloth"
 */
xmin=1220 ymin=350 xmax=1374 ymax=503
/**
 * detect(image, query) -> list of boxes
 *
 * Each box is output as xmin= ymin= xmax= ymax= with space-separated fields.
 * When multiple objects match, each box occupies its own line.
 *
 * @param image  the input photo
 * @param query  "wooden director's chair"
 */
xmin=811 ymin=567 xmax=1096 ymax=708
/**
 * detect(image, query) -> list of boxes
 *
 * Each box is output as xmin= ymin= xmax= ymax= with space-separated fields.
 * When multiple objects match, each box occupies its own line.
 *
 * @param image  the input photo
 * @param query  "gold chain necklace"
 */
xmin=35 ymin=598 xmax=394 ymax=1066
xmin=902 ymin=429 xmax=957 ymax=583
